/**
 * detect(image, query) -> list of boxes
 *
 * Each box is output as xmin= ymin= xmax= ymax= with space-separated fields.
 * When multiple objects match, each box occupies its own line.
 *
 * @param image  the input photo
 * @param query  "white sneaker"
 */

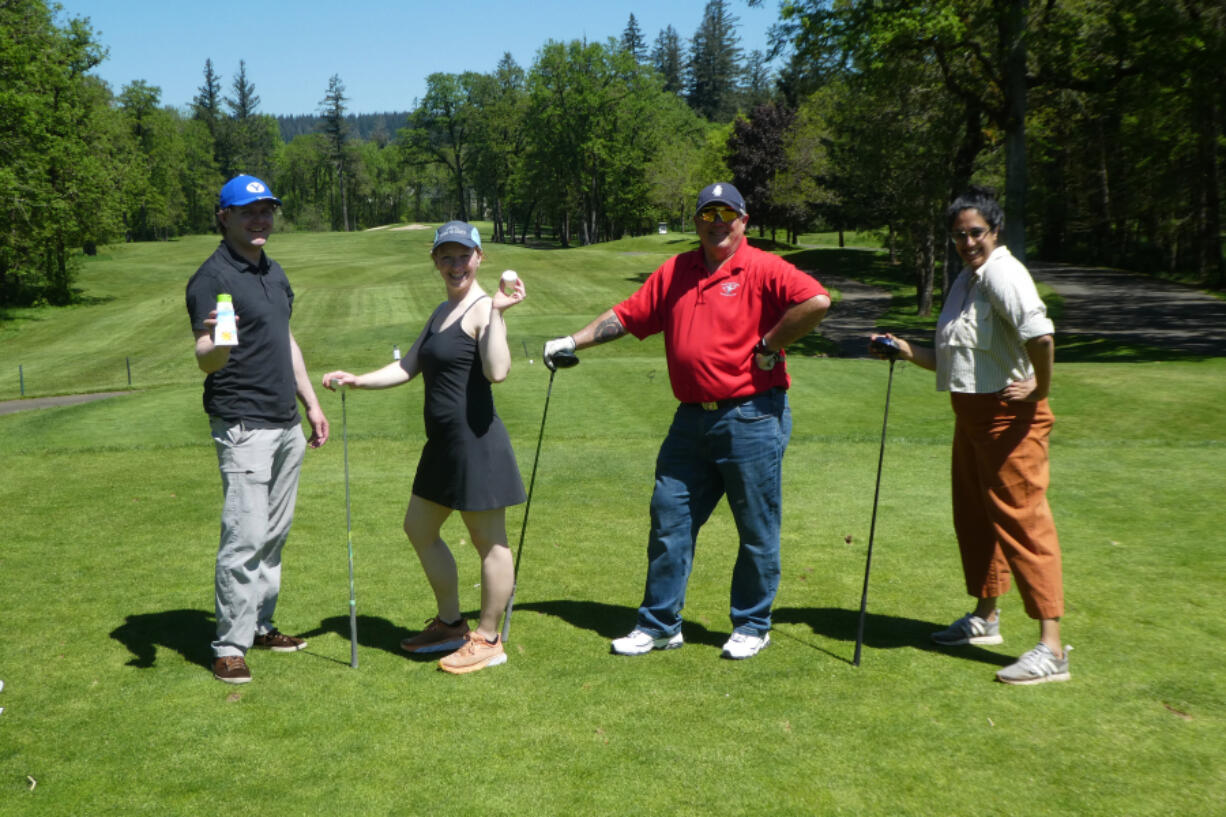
xmin=721 ymin=631 xmax=770 ymax=659
xmin=610 ymin=628 xmax=683 ymax=656
xmin=996 ymin=643 xmax=1072 ymax=685
xmin=931 ymin=612 xmax=1002 ymax=646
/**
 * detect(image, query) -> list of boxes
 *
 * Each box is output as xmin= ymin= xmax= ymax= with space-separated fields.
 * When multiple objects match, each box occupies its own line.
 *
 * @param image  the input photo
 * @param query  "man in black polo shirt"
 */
xmin=186 ymin=175 xmax=329 ymax=685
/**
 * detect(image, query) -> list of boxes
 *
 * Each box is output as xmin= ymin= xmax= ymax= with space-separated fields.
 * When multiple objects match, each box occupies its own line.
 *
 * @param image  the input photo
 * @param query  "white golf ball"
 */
xmin=500 ymin=269 xmax=518 ymax=293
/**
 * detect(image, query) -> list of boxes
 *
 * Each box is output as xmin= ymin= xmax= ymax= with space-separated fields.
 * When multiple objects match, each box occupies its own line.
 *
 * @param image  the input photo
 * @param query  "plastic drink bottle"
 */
xmin=214 ymin=294 xmax=238 ymax=346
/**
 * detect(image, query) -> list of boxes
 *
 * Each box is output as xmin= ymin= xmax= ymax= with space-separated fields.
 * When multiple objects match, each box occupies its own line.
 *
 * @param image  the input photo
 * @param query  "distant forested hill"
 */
xmin=276 ymin=111 xmax=408 ymax=143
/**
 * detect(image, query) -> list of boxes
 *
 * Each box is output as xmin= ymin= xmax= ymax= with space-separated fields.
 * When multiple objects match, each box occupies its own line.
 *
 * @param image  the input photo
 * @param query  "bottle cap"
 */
xmin=217 ymin=294 xmax=232 ymax=303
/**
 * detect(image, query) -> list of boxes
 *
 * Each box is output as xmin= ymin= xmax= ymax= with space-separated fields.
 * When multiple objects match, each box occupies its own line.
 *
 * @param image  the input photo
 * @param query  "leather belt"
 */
xmin=684 ymin=388 xmax=779 ymax=412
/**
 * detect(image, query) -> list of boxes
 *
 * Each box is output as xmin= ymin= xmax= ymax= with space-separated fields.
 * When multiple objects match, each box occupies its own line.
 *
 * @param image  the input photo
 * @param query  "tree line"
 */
xmin=2 ymin=0 xmax=1222 ymax=311
xmin=749 ymin=0 xmax=1225 ymax=309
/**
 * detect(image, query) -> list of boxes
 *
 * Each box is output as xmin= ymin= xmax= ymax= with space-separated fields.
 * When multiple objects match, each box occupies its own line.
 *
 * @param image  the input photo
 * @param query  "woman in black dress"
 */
xmin=322 ymin=221 xmax=526 ymax=674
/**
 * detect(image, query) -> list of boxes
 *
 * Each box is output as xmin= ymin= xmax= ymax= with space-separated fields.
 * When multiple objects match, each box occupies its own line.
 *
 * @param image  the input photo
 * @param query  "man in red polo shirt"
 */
xmin=544 ymin=182 xmax=830 ymax=659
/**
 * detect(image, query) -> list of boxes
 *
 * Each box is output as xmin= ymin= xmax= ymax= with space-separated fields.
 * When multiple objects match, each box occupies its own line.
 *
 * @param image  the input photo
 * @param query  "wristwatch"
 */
xmin=754 ymin=336 xmax=782 ymax=369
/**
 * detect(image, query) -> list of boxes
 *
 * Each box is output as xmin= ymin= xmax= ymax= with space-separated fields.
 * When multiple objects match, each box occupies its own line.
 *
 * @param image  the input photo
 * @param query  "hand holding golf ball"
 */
xmin=321 ymin=371 xmax=358 ymax=391
xmin=494 ymin=269 xmax=525 ymax=308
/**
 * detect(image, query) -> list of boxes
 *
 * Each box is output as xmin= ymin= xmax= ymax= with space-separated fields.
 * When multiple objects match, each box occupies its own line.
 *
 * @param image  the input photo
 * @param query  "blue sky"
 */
xmin=56 ymin=0 xmax=788 ymax=116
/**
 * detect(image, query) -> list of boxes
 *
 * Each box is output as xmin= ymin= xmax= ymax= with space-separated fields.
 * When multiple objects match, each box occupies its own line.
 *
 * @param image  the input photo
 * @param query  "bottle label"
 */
xmin=214 ymin=296 xmax=238 ymax=346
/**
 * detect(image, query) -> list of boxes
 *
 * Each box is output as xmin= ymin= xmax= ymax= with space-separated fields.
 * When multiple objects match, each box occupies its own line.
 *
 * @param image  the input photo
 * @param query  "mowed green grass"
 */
xmin=0 ymin=226 xmax=1223 ymax=816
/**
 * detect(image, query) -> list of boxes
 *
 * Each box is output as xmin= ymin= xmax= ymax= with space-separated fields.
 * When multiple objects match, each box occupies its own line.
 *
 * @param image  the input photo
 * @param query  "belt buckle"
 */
xmin=700 ymin=401 xmax=719 ymax=411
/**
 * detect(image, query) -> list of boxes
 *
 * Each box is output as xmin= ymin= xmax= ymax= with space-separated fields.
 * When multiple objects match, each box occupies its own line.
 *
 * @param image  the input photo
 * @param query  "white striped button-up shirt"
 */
xmin=935 ymin=245 xmax=1055 ymax=393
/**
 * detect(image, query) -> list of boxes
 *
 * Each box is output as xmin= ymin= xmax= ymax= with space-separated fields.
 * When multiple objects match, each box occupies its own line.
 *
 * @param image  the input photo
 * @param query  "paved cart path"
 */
xmin=809 ymin=272 xmax=895 ymax=358
xmin=814 ymin=263 xmax=1226 ymax=359
xmin=0 ymin=390 xmax=136 ymax=416
xmin=1028 ymin=263 xmax=1226 ymax=357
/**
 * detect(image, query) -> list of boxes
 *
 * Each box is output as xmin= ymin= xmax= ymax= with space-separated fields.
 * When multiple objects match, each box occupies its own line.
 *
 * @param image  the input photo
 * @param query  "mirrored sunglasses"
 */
xmin=697 ymin=206 xmax=742 ymax=224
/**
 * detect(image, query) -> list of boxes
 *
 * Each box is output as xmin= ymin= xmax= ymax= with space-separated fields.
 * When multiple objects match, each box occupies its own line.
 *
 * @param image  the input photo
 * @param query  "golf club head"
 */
xmin=549 ymin=351 xmax=580 ymax=370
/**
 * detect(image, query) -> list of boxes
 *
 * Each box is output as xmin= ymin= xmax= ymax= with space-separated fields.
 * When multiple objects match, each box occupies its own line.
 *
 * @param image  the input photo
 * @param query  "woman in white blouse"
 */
xmin=872 ymin=187 xmax=1070 ymax=685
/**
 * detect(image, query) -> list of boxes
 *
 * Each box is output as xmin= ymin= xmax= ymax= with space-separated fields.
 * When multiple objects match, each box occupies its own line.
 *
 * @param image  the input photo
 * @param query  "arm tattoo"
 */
xmin=593 ymin=315 xmax=626 ymax=344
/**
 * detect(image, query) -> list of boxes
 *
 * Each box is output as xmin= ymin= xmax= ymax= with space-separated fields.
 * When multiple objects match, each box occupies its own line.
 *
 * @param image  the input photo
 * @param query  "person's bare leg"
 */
xmin=403 ymin=494 xmax=461 ymax=622
xmin=460 ymin=508 xmax=513 ymax=640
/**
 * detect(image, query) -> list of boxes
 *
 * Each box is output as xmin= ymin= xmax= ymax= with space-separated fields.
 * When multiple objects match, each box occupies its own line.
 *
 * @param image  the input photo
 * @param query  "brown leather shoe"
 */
xmin=400 ymin=617 xmax=470 ymax=654
xmin=253 ymin=629 xmax=307 ymax=652
xmin=213 ymin=656 xmax=252 ymax=684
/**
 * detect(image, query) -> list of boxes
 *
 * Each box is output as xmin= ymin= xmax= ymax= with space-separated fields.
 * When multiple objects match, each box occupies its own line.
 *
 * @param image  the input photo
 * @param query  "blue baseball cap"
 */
xmin=694 ymin=182 xmax=746 ymax=216
xmin=218 ymin=175 xmax=282 ymax=209
xmin=433 ymin=220 xmax=482 ymax=250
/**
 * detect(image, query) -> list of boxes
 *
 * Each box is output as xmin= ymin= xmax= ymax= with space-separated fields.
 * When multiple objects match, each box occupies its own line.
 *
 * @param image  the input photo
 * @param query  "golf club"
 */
xmin=500 ymin=349 xmax=580 ymax=642
xmin=854 ymin=337 xmax=901 ymax=666
xmin=332 ymin=379 xmax=359 ymax=669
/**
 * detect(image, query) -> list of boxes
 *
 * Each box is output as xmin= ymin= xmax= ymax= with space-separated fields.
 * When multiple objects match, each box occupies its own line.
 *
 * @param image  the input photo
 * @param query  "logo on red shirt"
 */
xmin=720 ymin=281 xmax=740 ymax=296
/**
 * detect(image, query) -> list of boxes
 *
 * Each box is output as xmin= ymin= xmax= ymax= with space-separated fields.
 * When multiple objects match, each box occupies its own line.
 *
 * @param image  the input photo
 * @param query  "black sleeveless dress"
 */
xmin=403 ymin=297 xmax=526 ymax=511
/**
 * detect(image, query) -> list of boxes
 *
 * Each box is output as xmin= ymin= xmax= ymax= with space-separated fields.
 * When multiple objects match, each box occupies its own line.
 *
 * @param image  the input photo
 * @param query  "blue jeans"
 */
xmin=637 ymin=389 xmax=792 ymax=637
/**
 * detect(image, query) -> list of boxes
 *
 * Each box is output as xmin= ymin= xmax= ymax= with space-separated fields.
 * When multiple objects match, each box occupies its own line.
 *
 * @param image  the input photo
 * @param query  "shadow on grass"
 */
xmin=110 ymin=610 xmax=430 ymax=670
xmin=298 ymin=614 xmax=429 ymax=660
xmin=772 ymin=606 xmax=1011 ymax=668
xmin=780 ymin=247 xmax=898 ymax=284
xmin=110 ymin=608 xmax=215 ymax=669
xmin=1053 ymin=333 xmax=1224 ymax=363
xmin=513 ymin=599 xmax=730 ymax=649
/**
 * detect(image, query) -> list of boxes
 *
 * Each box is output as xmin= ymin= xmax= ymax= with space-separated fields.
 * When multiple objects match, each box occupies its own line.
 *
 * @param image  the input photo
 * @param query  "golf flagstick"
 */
xmin=337 ymin=382 xmax=359 ymax=668
xmin=854 ymin=356 xmax=896 ymax=667
xmin=501 ymin=351 xmax=578 ymax=643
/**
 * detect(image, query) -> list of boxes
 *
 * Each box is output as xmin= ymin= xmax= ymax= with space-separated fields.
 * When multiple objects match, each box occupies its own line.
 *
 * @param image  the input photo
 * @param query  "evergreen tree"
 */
xmin=192 ymin=59 xmax=223 ymax=129
xmin=224 ymin=59 xmax=263 ymax=177
xmin=318 ymin=74 xmax=351 ymax=231
xmin=622 ymin=13 xmax=647 ymax=62
xmin=651 ymin=25 xmax=686 ymax=95
xmin=686 ymin=0 xmax=744 ymax=121
xmin=226 ymin=59 xmax=260 ymax=120
xmin=741 ymin=49 xmax=774 ymax=109
xmin=192 ymin=59 xmax=227 ymax=173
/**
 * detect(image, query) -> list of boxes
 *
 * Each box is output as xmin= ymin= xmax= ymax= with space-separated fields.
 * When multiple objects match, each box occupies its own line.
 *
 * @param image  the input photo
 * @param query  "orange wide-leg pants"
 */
xmin=950 ymin=394 xmax=1064 ymax=620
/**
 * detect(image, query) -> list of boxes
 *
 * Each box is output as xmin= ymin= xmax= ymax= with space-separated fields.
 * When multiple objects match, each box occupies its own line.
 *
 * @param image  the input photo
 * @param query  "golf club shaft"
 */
xmin=501 ymin=367 xmax=557 ymax=643
xmin=342 ymin=388 xmax=358 ymax=668
xmin=854 ymin=358 xmax=895 ymax=666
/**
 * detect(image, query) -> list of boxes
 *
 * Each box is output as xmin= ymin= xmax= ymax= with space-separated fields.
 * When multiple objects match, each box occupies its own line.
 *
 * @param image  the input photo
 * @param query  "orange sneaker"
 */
xmin=438 ymin=631 xmax=507 ymax=675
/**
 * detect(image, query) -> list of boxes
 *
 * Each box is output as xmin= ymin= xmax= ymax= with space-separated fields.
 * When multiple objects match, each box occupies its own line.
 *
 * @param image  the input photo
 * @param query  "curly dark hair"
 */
xmin=946 ymin=185 xmax=1003 ymax=232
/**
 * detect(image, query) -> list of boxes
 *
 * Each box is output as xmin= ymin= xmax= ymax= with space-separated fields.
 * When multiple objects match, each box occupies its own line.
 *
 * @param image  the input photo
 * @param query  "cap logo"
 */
xmin=713 ymin=185 xmax=723 ymax=196
xmin=246 ymin=181 xmax=266 ymax=194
